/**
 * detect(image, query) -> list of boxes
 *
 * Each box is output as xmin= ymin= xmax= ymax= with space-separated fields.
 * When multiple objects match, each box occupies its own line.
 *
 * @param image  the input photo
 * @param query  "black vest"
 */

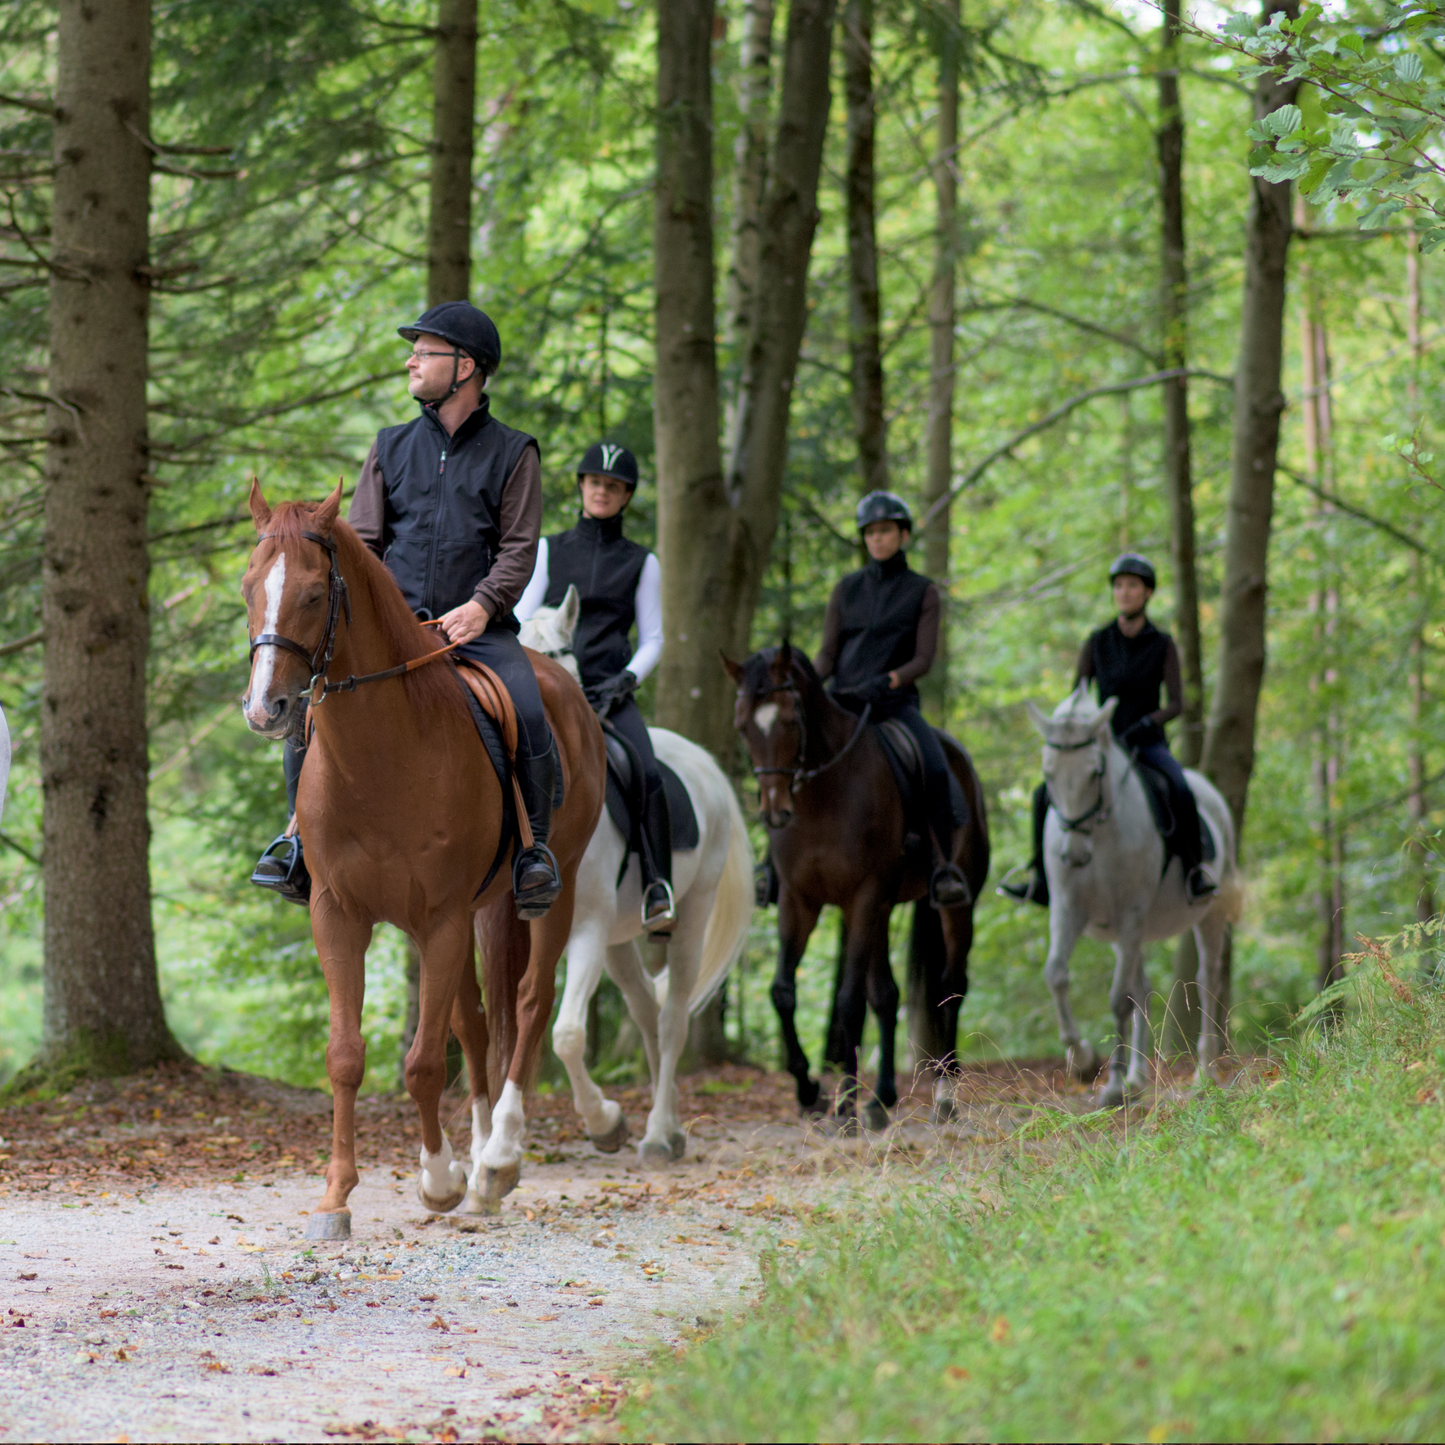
xmin=543 ymin=513 xmax=650 ymax=684
xmin=374 ymin=396 xmax=537 ymax=626
xmin=828 ymin=552 xmax=933 ymax=709
xmin=1089 ymin=619 xmax=1171 ymax=747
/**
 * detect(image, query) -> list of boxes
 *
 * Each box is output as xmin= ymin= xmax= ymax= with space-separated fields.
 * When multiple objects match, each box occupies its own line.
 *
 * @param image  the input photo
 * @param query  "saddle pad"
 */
xmin=1136 ymin=760 xmax=1215 ymax=864
xmin=875 ymin=718 xmax=969 ymax=833
xmin=605 ymin=758 xmax=700 ymax=854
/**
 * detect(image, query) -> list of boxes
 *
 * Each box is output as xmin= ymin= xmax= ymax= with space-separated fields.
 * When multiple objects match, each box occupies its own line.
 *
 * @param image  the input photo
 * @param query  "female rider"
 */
xmin=1001 ymin=552 xmax=1213 ymax=907
xmin=514 ymin=442 xmax=674 ymax=929
xmin=812 ymin=491 xmax=970 ymax=909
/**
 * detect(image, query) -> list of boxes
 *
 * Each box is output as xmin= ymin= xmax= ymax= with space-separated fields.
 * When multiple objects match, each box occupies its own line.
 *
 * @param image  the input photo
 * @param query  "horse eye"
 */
xmin=300 ymin=587 xmax=325 ymax=608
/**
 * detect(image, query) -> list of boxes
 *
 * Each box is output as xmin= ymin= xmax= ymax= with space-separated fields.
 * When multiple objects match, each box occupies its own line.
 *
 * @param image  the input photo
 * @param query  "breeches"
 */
xmin=890 ymin=704 xmax=956 ymax=854
xmin=605 ymin=697 xmax=662 ymax=796
xmin=1135 ymin=742 xmax=1203 ymax=872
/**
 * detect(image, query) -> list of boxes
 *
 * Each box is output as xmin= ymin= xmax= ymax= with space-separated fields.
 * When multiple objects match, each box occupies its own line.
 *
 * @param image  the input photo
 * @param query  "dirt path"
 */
xmin=0 ymin=1061 xmax=1082 ymax=1442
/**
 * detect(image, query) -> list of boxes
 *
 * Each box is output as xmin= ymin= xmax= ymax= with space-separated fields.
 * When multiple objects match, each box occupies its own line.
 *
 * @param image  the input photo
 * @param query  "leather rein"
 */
xmin=749 ymin=678 xmax=872 ymax=790
xmin=1045 ymin=733 xmax=1135 ymax=833
xmin=248 ymin=529 xmax=462 ymax=704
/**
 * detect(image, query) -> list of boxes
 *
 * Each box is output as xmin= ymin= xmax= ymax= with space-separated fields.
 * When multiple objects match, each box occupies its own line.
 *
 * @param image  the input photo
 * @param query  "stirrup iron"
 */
xmin=641 ymin=878 xmax=676 ymax=930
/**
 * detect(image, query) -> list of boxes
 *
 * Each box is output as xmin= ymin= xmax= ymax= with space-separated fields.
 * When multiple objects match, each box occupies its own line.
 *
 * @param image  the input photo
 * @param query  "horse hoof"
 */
xmin=1067 ymin=1041 xmax=1102 ymax=1083
xmin=459 ymin=1187 xmax=501 ymax=1217
xmin=416 ymin=1166 xmax=467 ymax=1215
xmin=862 ymin=1100 xmax=890 ymax=1133
xmin=304 ymin=1210 xmax=351 ymax=1241
xmin=589 ymin=1114 xmax=630 ymax=1155
xmin=798 ymin=1077 xmax=821 ymax=1111
xmin=1095 ymin=1079 xmax=1126 ymax=1110
xmin=932 ymin=1097 xmax=958 ymax=1125
xmin=639 ymin=1140 xmax=673 ymax=1170
xmin=668 ymin=1130 xmax=687 ymax=1161
xmin=480 ymin=1163 xmax=520 ymax=1202
xmin=820 ymin=1112 xmax=859 ymax=1138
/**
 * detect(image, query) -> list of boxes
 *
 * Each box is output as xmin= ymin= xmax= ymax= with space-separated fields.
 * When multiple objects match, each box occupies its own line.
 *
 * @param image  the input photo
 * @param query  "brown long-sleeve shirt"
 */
xmin=348 ymin=440 xmax=542 ymax=621
xmin=1075 ymin=629 xmax=1182 ymax=728
xmin=814 ymin=580 xmax=941 ymax=688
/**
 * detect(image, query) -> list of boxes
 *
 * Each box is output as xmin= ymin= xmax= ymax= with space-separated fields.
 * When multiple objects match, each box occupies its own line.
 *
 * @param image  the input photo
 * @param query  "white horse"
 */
xmin=519 ymin=591 xmax=754 ymax=1165
xmin=1026 ymin=685 xmax=1241 ymax=1106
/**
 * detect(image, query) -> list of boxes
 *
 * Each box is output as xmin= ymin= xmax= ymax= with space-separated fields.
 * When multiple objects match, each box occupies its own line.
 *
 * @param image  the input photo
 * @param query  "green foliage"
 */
xmin=627 ymin=964 xmax=1445 ymax=1441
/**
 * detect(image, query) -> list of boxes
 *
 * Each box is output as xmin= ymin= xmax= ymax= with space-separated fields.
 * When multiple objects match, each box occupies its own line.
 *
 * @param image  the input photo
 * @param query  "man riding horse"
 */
xmin=250 ymin=301 xmax=564 ymax=917
xmin=1002 ymin=552 xmax=1215 ymax=907
xmin=514 ymin=441 xmax=675 ymax=930
xmin=815 ymin=490 xmax=969 ymax=909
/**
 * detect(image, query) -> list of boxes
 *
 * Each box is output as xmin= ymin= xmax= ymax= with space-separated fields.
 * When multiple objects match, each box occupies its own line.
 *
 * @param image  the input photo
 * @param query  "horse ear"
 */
xmin=312 ymin=478 xmax=344 ymax=536
xmin=559 ymin=584 xmax=580 ymax=640
xmin=1025 ymin=701 xmax=1051 ymax=737
xmin=248 ymin=476 xmax=272 ymax=532
xmin=1095 ymin=696 xmax=1120 ymax=736
xmin=721 ymin=653 xmax=745 ymax=685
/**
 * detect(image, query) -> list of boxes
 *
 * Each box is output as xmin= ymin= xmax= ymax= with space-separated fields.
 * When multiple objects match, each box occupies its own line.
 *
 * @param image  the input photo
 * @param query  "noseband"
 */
xmin=746 ymin=679 xmax=871 ymax=790
xmin=1045 ymin=734 xmax=1110 ymax=832
xmin=249 ymin=529 xmax=351 ymax=702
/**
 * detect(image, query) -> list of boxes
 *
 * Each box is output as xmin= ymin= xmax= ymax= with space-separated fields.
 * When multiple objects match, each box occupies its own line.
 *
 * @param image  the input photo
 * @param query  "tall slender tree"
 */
xmin=41 ymin=0 xmax=181 ymax=1077
xmin=426 ymin=0 xmax=478 ymax=306
xmin=1200 ymin=0 xmax=1302 ymax=841
xmin=843 ymin=0 xmax=888 ymax=494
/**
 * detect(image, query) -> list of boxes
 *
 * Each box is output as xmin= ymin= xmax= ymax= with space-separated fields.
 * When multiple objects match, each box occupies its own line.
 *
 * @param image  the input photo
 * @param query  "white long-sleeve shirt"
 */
xmin=515 ymin=537 xmax=664 ymax=683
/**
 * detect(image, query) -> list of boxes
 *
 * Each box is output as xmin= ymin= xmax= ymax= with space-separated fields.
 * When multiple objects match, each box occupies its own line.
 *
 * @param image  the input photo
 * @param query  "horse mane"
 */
xmin=264 ymin=501 xmax=470 ymax=729
xmin=739 ymin=644 xmax=823 ymax=697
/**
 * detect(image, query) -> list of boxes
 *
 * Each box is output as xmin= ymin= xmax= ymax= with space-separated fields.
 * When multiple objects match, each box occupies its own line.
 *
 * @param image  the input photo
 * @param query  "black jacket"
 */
xmin=373 ymin=396 xmax=537 ymax=627
xmin=824 ymin=553 xmax=934 ymax=710
xmin=1088 ymin=620 xmax=1172 ymax=748
xmin=543 ymin=514 xmax=650 ymax=685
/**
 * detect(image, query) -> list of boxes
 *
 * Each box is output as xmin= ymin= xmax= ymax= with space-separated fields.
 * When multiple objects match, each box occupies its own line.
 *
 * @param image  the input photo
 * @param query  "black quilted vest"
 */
xmin=827 ymin=552 xmax=933 ymax=710
xmin=373 ymin=396 xmax=537 ymax=627
xmin=543 ymin=513 xmax=649 ymax=685
xmin=1089 ymin=619 xmax=1171 ymax=748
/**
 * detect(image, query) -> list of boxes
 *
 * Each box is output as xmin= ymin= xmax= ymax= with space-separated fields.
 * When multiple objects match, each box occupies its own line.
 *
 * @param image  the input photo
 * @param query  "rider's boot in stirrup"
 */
xmin=929 ymin=861 xmax=972 ymax=909
xmin=251 ymin=826 xmax=311 ymax=906
xmin=754 ymin=851 xmax=779 ymax=908
xmin=639 ymin=782 xmax=676 ymax=932
xmin=513 ymin=747 xmax=563 ymax=920
xmin=1185 ymin=865 xmax=1217 ymax=903
xmin=1000 ymin=867 xmax=1049 ymax=909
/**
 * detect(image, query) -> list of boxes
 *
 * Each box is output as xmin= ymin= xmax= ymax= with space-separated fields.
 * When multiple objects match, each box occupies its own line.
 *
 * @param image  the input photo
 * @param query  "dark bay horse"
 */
xmin=725 ymin=643 xmax=990 ymax=1127
xmin=241 ymin=482 xmax=604 ymax=1224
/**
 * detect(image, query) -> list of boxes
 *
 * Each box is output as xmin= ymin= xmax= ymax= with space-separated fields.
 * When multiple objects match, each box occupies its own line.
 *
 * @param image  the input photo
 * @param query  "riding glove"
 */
xmin=585 ymin=669 xmax=638 ymax=719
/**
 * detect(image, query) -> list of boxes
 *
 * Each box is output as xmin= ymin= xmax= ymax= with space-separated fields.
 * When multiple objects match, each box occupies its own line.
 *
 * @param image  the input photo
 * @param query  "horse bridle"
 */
xmin=746 ymin=678 xmax=872 ymax=791
xmin=1044 ymin=734 xmax=1110 ymax=832
xmin=248 ymin=529 xmax=462 ymax=706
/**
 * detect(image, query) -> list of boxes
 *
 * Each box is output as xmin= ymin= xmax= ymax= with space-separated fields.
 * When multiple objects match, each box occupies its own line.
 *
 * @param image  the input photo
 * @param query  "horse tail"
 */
xmin=688 ymin=781 xmax=754 ymax=1014
xmin=476 ymin=899 xmax=529 ymax=1102
xmin=907 ymin=897 xmax=949 ymax=1067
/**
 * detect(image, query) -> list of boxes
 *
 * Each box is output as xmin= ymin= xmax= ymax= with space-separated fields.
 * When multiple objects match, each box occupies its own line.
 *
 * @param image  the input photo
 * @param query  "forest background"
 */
xmin=0 ymin=0 xmax=1436 ymax=1093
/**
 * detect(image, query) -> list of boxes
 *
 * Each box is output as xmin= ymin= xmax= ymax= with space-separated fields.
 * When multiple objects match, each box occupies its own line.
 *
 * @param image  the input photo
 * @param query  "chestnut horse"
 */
xmin=241 ymin=482 xmax=603 ymax=1224
xmin=725 ymin=643 xmax=990 ymax=1127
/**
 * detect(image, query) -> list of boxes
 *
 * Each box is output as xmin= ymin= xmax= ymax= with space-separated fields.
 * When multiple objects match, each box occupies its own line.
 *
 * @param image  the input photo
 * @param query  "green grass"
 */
xmin=624 ymin=959 xmax=1445 ymax=1442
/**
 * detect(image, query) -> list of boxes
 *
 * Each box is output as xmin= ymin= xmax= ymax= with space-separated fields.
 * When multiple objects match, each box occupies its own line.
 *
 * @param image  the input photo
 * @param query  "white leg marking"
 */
xmin=244 ymin=554 xmax=287 ymax=728
xmin=479 ymin=1080 xmax=526 ymax=1170
xmin=418 ymin=1136 xmax=465 ymax=1205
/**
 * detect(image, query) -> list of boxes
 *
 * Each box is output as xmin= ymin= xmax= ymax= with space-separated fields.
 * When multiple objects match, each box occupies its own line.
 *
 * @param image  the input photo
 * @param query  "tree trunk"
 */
xmin=654 ymin=0 xmax=733 ymax=760
xmin=920 ymin=0 xmax=958 ymax=725
xmin=41 ymin=0 xmax=179 ymax=1079
xmin=1199 ymin=0 xmax=1302 ymax=842
xmin=724 ymin=0 xmax=774 ymax=361
xmin=842 ymin=0 xmax=887 ymax=494
xmin=657 ymin=0 xmax=836 ymax=758
xmin=426 ymin=0 xmax=478 ymax=306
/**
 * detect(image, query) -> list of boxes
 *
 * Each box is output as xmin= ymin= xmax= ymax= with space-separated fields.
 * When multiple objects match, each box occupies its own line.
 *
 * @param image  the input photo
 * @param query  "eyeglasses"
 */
xmin=407 ymin=347 xmax=461 ymax=361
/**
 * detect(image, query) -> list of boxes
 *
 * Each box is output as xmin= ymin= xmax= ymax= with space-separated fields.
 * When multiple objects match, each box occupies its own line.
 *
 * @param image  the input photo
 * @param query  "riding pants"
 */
xmin=842 ymin=698 xmax=956 ymax=863
xmin=601 ymin=695 xmax=672 ymax=892
xmin=603 ymin=697 xmax=662 ymax=795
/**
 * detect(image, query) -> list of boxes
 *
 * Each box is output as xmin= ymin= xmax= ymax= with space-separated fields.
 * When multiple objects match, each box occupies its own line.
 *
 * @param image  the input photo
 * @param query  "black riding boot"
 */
xmin=638 ymin=781 xmax=676 ymax=930
xmin=251 ymin=737 xmax=311 ymax=906
xmin=1000 ymin=781 xmax=1050 ymax=908
xmin=513 ymin=745 xmax=563 ymax=920
xmin=754 ymin=850 xmax=779 ymax=908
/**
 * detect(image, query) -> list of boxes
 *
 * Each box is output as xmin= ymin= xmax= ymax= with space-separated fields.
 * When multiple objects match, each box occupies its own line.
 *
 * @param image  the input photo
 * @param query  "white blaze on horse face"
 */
xmin=243 ymin=552 xmax=287 ymax=729
xmin=754 ymin=702 xmax=779 ymax=736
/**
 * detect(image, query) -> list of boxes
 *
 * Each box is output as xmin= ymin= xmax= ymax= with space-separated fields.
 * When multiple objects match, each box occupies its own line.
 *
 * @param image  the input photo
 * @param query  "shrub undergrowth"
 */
xmin=625 ymin=950 xmax=1445 ymax=1442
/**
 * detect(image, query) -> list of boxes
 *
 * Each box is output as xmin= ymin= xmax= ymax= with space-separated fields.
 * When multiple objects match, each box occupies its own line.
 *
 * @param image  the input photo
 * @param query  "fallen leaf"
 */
xmin=538 ymin=1314 xmax=558 ymax=1321
xmin=17 ymin=1273 xmax=35 ymax=1281
xmin=942 ymin=1365 xmax=969 ymax=1384
xmin=428 ymin=1315 xmax=449 ymax=1332
xmin=444 ymin=1366 xmax=466 ymax=1377
xmin=990 ymin=1316 xmax=1010 ymax=1342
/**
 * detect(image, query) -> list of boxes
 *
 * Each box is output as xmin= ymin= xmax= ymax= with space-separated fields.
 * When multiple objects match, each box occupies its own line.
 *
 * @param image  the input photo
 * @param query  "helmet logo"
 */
xmin=600 ymin=443 xmax=624 ymax=471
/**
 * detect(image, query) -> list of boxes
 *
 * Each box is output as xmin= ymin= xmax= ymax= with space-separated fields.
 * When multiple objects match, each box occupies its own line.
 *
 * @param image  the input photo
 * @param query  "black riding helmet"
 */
xmin=577 ymin=441 xmax=639 ymax=489
xmin=398 ymin=302 xmax=502 ymax=397
xmin=1109 ymin=552 xmax=1156 ymax=589
xmin=856 ymin=490 xmax=913 ymax=532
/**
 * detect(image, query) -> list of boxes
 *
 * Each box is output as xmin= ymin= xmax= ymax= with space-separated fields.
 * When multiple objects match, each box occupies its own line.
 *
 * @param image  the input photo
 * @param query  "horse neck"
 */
xmin=798 ymin=676 xmax=857 ymax=766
